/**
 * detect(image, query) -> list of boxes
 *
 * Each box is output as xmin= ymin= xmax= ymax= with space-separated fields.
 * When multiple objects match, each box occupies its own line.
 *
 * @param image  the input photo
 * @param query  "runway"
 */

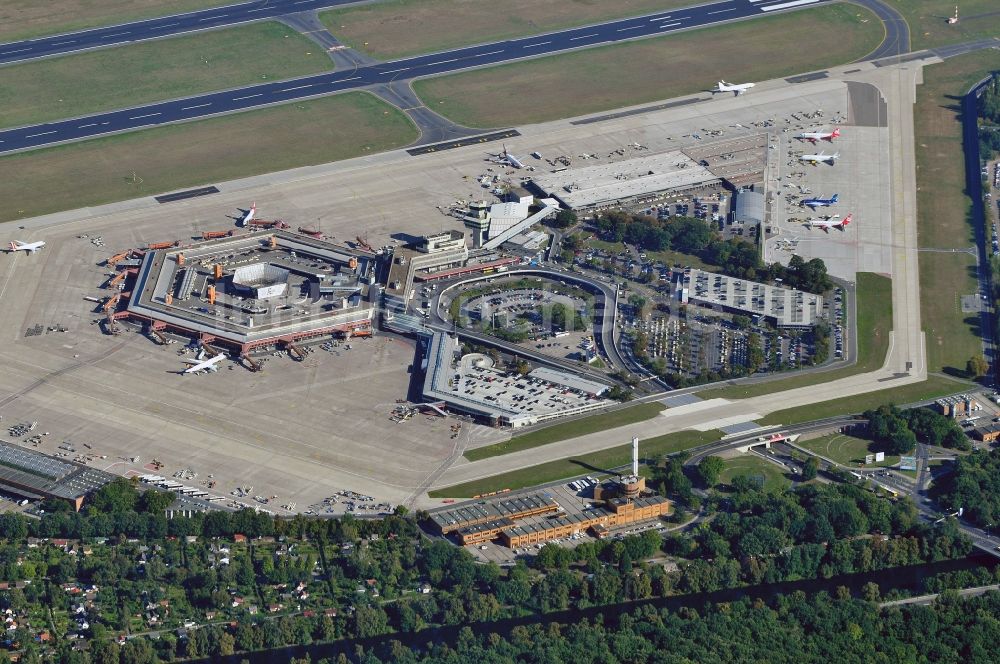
xmin=0 ymin=0 xmax=834 ymax=155
xmin=0 ymin=0 xmax=361 ymax=66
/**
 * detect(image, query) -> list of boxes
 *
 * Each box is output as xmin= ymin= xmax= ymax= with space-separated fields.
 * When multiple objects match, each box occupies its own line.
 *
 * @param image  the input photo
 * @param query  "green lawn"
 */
xmin=0 ymin=22 xmax=332 ymax=130
xmin=911 ymin=52 xmax=1000 ymax=376
xmin=704 ymin=273 xmax=891 ymax=399
xmin=920 ymin=252 xmax=982 ymax=376
xmin=320 ymin=0 xmax=698 ymax=60
xmin=464 ymin=402 xmax=666 ymax=461
xmin=884 ymin=0 xmax=1000 ymax=50
xmin=0 ymin=0 xmax=233 ymax=43
xmin=758 ymin=375 xmax=971 ymax=427
xmin=718 ymin=455 xmax=791 ymax=492
xmin=412 ymin=4 xmax=883 ymax=129
xmin=432 ymin=429 xmax=721 ymax=498
xmin=0 ymin=93 xmax=418 ymax=223
xmin=797 ymin=433 xmax=899 ymax=468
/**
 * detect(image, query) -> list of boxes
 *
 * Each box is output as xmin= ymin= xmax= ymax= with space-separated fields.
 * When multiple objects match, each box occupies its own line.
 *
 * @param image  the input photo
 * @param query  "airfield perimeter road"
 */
xmin=0 ymin=0 xmax=364 ymax=66
xmin=427 ymin=61 xmax=929 ymax=499
xmin=0 ymin=0 xmax=839 ymax=155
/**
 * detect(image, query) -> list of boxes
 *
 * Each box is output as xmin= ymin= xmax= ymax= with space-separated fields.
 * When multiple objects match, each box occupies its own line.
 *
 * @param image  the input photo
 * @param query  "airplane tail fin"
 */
xmin=9 ymin=242 xmax=18 ymax=251
xmin=833 ymin=152 xmax=840 ymax=159
xmin=831 ymin=128 xmax=841 ymax=138
xmin=841 ymin=214 xmax=852 ymax=227
xmin=830 ymin=194 xmax=839 ymax=203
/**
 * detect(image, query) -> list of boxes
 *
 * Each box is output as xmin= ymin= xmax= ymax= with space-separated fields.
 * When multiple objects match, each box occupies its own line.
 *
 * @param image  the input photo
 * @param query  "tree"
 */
xmin=552 ymin=209 xmax=578 ymax=229
xmin=967 ymin=354 xmax=989 ymax=378
xmin=698 ymin=456 xmax=725 ymax=487
xmin=801 ymin=457 xmax=819 ymax=481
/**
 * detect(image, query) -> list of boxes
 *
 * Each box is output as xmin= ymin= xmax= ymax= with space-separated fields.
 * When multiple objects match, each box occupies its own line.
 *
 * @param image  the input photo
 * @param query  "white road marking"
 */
xmin=181 ymin=103 xmax=212 ymax=110
xmin=51 ymin=40 xmax=76 ymax=46
xmin=338 ymin=76 xmax=361 ymax=82
xmin=425 ymin=58 xmax=459 ymax=66
xmin=708 ymin=8 xmax=738 ymax=14
xmin=102 ymin=32 xmax=130 ymax=39
xmin=25 ymin=131 xmax=57 ymax=138
xmin=761 ymin=0 xmax=818 ymax=10
xmin=78 ymin=123 xmax=98 ymax=128
xmin=649 ymin=15 xmax=672 ymax=21
xmin=658 ymin=21 xmax=683 ymax=28
xmin=153 ymin=22 xmax=180 ymax=30
xmin=523 ymin=41 xmax=552 ymax=48
xmin=381 ymin=67 xmax=409 ymax=74
xmin=476 ymin=49 xmax=504 ymax=56
xmin=130 ymin=112 xmax=161 ymax=120
xmin=232 ymin=93 xmax=263 ymax=100
xmin=1 ymin=48 xmax=32 ymax=55
xmin=246 ymin=7 xmax=266 ymax=12
xmin=570 ymin=33 xmax=598 ymax=41
xmin=280 ymin=84 xmax=314 ymax=92
xmin=617 ymin=25 xmax=643 ymax=32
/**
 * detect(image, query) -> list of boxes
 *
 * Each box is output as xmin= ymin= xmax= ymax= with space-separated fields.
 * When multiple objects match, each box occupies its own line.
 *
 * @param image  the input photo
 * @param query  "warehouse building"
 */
xmin=0 ymin=442 xmax=113 ymax=511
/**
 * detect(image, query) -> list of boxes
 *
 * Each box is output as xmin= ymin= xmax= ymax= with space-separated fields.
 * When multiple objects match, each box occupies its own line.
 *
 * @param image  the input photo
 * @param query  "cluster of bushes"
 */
xmin=863 ymin=405 xmax=970 ymax=455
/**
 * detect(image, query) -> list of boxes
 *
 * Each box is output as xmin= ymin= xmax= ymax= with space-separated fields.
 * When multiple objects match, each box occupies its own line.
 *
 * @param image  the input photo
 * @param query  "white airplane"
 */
xmin=181 ymin=353 xmax=227 ymax=374
xmin=238 ymin=202 xmax=256 ymax=226
xmin=805 ymin=213 xmax=852 ymax=232
xmin=713 ymin=80 xmax=755 ymax=96
xmin=796 ymin=127 xmax=840 ymax=143
xmin=8 ymin=240 xmax=46 ymax=254
xmin=799 ymin=151 xmax=840 ymax=165
xmin=499 ymin=144 xmax=524 ymax=169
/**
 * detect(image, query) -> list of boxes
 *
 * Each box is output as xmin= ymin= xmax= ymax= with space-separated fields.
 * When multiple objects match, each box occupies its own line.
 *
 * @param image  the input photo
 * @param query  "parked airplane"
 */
xmin=801 ymin=193 xmax=839 ymax=209
xmin=799 ymin=151 xmax=840 ymax=165
xmin=238 ymin=202 xmax=256 ymax=226
xmin=713 ymin=80 xmax=755 ymax=96
xmin=182 ymin=353 xmax=226 ymax=374
xmin=796 ymin=127 xmax=840 ymax=143
xmin=7 ymin=240 xmax=45 ymax=254
xmin=500 ymin=144 xmax=524 ymax=169
xmin=806 ymin=213 xmax=852 ymax=232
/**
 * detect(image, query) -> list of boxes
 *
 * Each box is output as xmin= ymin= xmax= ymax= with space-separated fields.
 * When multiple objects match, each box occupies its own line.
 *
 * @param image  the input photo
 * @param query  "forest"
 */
xmin=933 ymin=447 xmax=1000 ymax=527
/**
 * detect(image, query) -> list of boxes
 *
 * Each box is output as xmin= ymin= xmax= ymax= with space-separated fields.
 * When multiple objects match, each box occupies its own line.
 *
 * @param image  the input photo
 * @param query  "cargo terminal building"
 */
xmin=0 ymin=442 xmax=113 ymax=511
xmin=120 ymin=231 xmax=377 ymax=355
xmin=427 ymin=489 xmax=670 ymax=548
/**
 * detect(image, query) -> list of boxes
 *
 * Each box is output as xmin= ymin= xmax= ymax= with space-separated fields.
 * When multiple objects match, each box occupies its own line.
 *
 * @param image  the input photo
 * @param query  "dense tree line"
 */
xmin=593 ymin=211 xmax=833 ymax=293
xmin=864 ymin=405 xmax=971 ymax=455
xmin=933 ymin=447 xmax=1000 ymax=527
xmin=281 ymin=590 xmax=1000 ymax=664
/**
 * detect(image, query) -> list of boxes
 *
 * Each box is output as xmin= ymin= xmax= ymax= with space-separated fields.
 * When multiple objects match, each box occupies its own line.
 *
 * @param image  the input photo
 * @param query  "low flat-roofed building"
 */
xmin=429 ymin=491 xmax=560 ymax=535
xmin=531 ymin=151 xmax=719 ymax=210
xmin=499 ymin=495 xmax=670 ymax=548
xmin=679 ymin=268 xmax=824 ymax=328
xmin=734 ymin=189 xmax=765 ymax=226
xmin=973 ymin=424 xmax=1000 ymax=443
xmin=528 ymin=367 xmax=609 ymax=397
xmin=0 ymin=442 xmax=114 ymax=511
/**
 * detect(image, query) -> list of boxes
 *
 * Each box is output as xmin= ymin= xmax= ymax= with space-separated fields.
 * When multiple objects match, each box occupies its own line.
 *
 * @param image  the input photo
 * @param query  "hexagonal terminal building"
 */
xmin=122 ymin=231 xmax=377 ymax=356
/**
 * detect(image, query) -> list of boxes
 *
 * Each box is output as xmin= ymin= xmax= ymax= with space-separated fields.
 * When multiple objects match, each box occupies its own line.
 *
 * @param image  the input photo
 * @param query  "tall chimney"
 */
xmin=632 ymin=437 xmax=639 ymax=477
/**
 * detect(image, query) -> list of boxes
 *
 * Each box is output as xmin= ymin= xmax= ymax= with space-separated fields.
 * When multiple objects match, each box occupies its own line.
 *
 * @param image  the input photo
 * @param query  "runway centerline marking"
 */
xmin=708 ymin=8 xmax=737 ymax=13
xmin=51 ymin=40 xmax=76 ymax=46
xmin=102 ymin=32 xmax=130 ymax=38
xmin=232 ymin=93 xmax=263 ymax=100
xmin=523 ymin=41 xmax=552 ymax=48
xmin=1 ymin=48 xmax=33 ymax=54
xmin=658 ymin=21 xmax=683 ymax=28
xmin=25 ymin=131 xmax=57 ymax=138
xmin=78 ymin=123 xmax=98 ymax=128
xmin=570 ymin=33 xmax=598 ymax=41
xmin=181 ymin=103 xmax=212 ymax=110
xmin=280 ymin=84 xmax=314 ymax=92
xmin=153 ymin=22 xmax=180 ymax=30
xmin=476 ymin=49 xmax=504 ymax=56
xmin=617 ymin=25 xmax=643 ymax=31
xmin=425 ymin=58 xmax=459 ymax=66
xmin=129 ymin=112 xmax=161 ymax=120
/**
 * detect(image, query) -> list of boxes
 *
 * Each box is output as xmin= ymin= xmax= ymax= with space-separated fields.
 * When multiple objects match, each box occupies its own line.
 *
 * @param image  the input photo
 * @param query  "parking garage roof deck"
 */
xmin=680 ymin=268 xmax=824 ymax=328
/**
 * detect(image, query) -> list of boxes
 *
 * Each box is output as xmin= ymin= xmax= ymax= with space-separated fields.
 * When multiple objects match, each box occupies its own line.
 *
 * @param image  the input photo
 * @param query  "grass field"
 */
xmin=0 ymin=93 xmax=418 ymax=223
xmin=704 ymin=273 xmax=892 ymax=399
xmin=412 ymin=4 xmax=883 ymax=129
xmin=320 ymin=0 xmax=697 ymax=60
xmin=0 ymin=0 xmax=233 ymax=43
xmin=0 ymin=22 xmax=332 ymax=131
xmin=718 ymin=455 xmax=790 ymax=492
xmin=797 ymin=433 xmax=899 ymax=468
xmin=464 ymin=402 xmax=665 ymax=461
xmin=758 ymin=375 xmax=971 ymax=427
xmin=920 ymin=252 xmax=981 ymax=375
xmin=884 ymin=0 xmax=1000 ymax=51
xmin=912 ymin=52 xmax=999 ymax=375
xmin=431 ymin=428 xmax=721 ymax=498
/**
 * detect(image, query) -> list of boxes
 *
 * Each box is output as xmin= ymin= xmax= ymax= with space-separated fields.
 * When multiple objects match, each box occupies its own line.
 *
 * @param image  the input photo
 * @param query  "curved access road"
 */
xmin=0 ymin=0 xmax=837 ymax=155
xmin=0 ymin=0 xmax=361 ymax=66
xmin=851 ymin=0 xmax=909 ymax=60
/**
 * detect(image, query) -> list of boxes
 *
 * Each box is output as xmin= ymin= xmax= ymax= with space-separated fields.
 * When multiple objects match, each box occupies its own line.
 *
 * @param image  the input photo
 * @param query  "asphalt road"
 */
xmin=0 ymin=0 xmax=835 ymax=155
xmin=0 ymin=0 xmax=361 ymax=66
xmin=851 ymin=0 xmax=909 ymax=60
